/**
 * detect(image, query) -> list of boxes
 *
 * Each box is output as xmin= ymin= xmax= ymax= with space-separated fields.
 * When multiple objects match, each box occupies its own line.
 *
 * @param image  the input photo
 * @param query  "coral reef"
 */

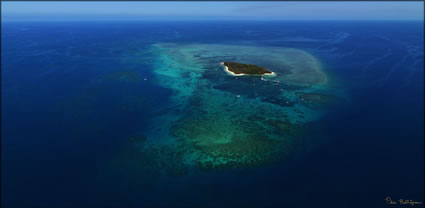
xmin=297 ymin=92 xmax=342 ymax=108
xmin=169 ymin=104 xmax=295 ymax=170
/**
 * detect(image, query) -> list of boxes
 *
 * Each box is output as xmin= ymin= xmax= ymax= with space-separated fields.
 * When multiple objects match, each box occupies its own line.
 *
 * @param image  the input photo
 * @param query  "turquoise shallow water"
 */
xmin=2 ymin=21 xmax=423 ymax=207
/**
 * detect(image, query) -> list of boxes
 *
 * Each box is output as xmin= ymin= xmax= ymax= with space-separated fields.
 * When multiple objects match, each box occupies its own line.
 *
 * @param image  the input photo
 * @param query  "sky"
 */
xmin=2 ymin=1 xmax=424 ymax=21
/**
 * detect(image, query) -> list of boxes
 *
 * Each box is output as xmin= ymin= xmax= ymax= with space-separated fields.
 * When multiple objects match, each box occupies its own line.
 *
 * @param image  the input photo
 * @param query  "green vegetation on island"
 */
xmin=222 ymin=61 xmax=274 ymax=75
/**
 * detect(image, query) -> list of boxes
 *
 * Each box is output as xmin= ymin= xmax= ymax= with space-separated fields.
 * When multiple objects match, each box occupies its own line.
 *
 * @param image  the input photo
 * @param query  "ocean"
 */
xmin=1 ymin=21 xmax=424 ymax=208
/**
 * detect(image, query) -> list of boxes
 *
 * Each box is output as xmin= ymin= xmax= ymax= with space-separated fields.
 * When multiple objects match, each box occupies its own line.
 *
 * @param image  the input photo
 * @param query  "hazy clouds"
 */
xmin=2 ymin=1 xmax=424 ymax=21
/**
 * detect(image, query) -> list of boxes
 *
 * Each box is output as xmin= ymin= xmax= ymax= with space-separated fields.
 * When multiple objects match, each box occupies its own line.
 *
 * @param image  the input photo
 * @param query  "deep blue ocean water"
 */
xmin=1 ymin=21 xmax=424 ymax=208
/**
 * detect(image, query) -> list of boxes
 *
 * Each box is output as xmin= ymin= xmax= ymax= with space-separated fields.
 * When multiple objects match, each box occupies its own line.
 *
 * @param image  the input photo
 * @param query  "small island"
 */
xmin=221 ymin=62 xmax=276 ymax=76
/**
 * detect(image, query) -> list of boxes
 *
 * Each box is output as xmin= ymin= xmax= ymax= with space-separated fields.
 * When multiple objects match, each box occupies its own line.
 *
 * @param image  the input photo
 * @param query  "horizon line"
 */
xmin=2 ymin=17 xmax=424 ymax=22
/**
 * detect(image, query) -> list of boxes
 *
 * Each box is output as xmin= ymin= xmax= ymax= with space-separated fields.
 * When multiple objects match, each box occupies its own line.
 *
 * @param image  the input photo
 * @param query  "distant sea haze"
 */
xmin=2 ymin=1 xmax=424 ymax=21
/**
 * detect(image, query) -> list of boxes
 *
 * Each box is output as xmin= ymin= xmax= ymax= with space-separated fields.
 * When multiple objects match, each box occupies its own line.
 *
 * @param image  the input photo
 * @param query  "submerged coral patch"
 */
xmin=297 ymin=92 xmax=344 ymax=109
xmin=167 ymin=88 xmax=299 ymax=169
